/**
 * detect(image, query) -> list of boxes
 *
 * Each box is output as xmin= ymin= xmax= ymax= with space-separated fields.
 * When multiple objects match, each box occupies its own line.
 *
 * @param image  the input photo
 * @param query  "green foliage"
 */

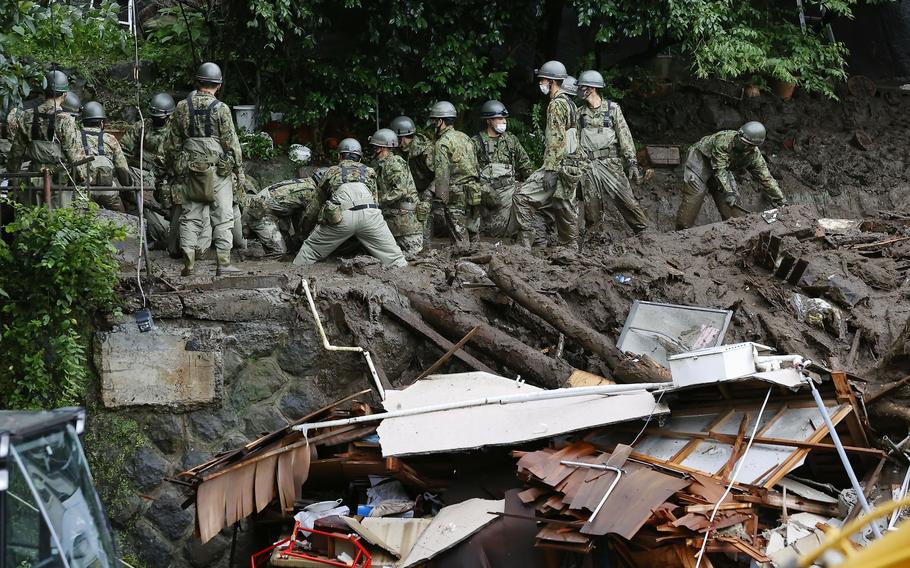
xmin=2 ymin=1 xmax=130 ymax=89
xmin=240 ymin=130 xmax=280 ymax=160
xmin=507 ymin=103 xmax=545 ymax=170
xmin=83 ymin=412 xmax=145 ymax=526
xmin=571 ymin=0 xmax=867 ymax=98
xmin=0 ymin=202 xmax=125 ymax=410
xmin=141 ymin=7 xmax=213 ymax=88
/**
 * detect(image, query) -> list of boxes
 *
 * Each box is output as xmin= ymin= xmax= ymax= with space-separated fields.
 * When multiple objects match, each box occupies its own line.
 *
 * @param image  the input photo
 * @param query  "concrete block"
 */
xmin=96 ymin=324 xmax=223 ymax=409
xmin=181 ymin=288 xmax=293 ymax=322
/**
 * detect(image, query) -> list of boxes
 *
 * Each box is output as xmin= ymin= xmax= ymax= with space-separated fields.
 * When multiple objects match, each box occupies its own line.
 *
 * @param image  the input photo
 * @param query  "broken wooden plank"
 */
xmin=416 ymin=326 xmax=481 ymax=380
xmin=401 ymin=290 xmax=575 ymax=388
xmin=383 ymin=301 xmax=495 ymax=375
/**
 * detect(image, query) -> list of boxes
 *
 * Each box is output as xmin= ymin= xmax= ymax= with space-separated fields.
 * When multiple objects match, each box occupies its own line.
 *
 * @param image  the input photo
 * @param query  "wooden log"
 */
xmin=401 ymin=290 xmax=574 ymax=389
xmin=486 ymin=255 xmax=670 ymax=384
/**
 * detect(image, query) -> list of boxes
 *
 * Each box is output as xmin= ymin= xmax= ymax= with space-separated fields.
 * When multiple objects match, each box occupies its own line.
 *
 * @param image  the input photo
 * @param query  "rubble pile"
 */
xmin=118 ymin=203 xmax=910 ymax=566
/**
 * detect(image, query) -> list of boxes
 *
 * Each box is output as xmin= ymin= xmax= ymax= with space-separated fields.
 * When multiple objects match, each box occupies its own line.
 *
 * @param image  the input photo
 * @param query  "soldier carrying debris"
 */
xmin=675 ymin=121 xmax=788 ymax=230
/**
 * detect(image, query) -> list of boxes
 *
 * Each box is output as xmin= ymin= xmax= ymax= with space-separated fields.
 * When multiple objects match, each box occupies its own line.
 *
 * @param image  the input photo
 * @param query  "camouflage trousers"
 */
xmin=510 ymin=168 xmax=578 ymax=246
xmin=180 ymin=173 xmax=233 ymax=254
xmin=145 ymin=208 xmax=170 ymax=249
xmin=580 ymin=158 xmax=648 ymax=234
xmin=242 ymin=210 xmax=287 ymax=256
xmin=170 ymin=204 xmax=212 ymax=255
xmin=436 ymin=189 xmax=475 ymax=246
xmin=479 ymin=180 xmax=517 ymax=238
xmin=396 ymin=234 xmax=424 ymax=259
xmin=293 ymin=208 xmax=407 ymax=268
xmin=676 ymin=151 xmax=746 ymax=230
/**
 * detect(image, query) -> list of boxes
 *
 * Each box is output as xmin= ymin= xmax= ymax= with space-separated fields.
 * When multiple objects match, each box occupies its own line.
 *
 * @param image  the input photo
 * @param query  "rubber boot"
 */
xmin=216 ymin=251 xmax=241 ymax=275
xmin=181 ymin=249 xmax=196 ymax=277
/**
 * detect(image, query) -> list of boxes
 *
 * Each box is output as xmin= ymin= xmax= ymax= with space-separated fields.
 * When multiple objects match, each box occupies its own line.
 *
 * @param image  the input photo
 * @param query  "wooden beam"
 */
xmin=635 ymin=428 xmax=883 ymax=457
xmin=762 ymin=405 xmax=854 ymax=488
xmin=383 ymin=301 xmax=495 ymax=374
xmin=416 ymin=326 xmax=480 ymax=380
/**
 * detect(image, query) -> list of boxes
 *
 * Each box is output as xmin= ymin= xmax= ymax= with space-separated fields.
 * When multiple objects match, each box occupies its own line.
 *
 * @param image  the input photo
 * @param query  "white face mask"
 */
xmin=539 ymin=82 xmax=550 ymax=95
xmin=493 ymin=122 xmax=507 ymax=134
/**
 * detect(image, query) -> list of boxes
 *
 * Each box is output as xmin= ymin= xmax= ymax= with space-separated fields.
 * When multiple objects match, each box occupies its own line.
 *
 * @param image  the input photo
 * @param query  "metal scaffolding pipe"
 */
xmin=805 ymin=373 xmax=882 ymax=540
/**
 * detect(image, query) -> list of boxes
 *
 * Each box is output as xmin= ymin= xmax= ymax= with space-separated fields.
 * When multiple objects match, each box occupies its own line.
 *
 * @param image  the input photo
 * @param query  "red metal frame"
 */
xmin=250 ymin=522 xmax=372 ymax=568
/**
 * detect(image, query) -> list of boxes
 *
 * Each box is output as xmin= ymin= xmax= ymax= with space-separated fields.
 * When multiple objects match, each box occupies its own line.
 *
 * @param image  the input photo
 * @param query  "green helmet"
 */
xmin=738 ymin=121 xmax=767 ymax=146
xmin=81 ymin=101 xmax=106 ymax=121
xmin=45 ymin=70 xmax=70 ymax=95
xmin=149 ymin=92 xmax=176 ymax=117
xmin=369 ymin=128 xmax=399 ymax=148
xmin=577 ymin=70 xmax=605 ymax=89
xmin=480 ymin=100 xmax=508 ymax=119
xmin=196 ymin=62 xmax=223 ymax=85
xmin=337 ymin=138 xmax=363 ymax=159
xmin=429 ymin=101 xmax=457 ymax=119
xmin=62 ymin=91 xmax=82 ymax=115
xmin=562 ymin=76 xmax=578 ymax=97
xmin=390 ymin=115 xmax=416 ymax=137
xmin=535 ymin=60 xmax=567 ymax=80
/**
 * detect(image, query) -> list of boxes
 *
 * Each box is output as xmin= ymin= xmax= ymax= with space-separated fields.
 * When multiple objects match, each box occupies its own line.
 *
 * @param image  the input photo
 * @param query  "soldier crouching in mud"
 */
xmin=676 ymin=121 xmax=787 ymax=230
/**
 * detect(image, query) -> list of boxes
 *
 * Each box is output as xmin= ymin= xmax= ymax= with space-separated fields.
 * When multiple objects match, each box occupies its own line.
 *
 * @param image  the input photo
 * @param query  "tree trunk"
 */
xmin=486 ymin=256 xmax=670 ymax=384
xmin=400 ymin=291 xmax=575 ymax=389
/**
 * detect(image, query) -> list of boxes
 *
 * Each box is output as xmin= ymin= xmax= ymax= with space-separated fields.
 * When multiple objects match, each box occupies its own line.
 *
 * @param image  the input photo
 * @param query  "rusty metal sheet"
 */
xmin=580 ymin=468 xmax=691 ymax=538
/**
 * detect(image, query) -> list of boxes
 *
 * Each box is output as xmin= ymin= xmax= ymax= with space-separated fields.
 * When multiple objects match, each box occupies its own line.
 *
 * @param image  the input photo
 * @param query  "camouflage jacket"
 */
xmin=433 ymin=125 xmax=481 ymax=189
xmin=695 ymin=130 xmax=784 ymax=203
xmin=161 ymin=91 xmax=242 ymax=177
xmin=400 ymin=128 xmax=435 ymax=191
xmin=542 ymin=89 xmax=578 ymax=171
xmin=375 ymin=152 xmax=421 ymax=236
xmin=79 ymin=126 xmax=132 ymax=186
xmin=248 ymin=177 xmax=318 ymax=218
xmin=120 ymin=119 xmax=169 ymax=172
xmin=472 ymin=130 xmax=533 ymax=185
xmin=7 ymin=99 xmax=85 ymax=179
xmin=578 ymin=100 xmax=636 ymax=164
xmin=318 ymin=159 xmax=378 ymax=202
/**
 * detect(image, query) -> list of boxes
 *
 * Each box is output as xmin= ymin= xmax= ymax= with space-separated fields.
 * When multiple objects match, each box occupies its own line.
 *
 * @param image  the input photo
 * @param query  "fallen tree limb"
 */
xmin=487 ymin=255 xmax=670 ymax=384
xmin=400 ymin=289 xmax=574 ymax=389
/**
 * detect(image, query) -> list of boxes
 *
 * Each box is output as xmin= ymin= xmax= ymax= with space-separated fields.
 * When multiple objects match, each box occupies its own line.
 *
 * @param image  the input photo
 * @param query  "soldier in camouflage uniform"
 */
xmin=511 ymin=61 xmax=581 ymax=248
xmin=429 ymin=101 xmax=483 ymax=245
xmin=293 ymin=139 xmax=406 ymax=268
xmin=78 ymin=101 xmax=131 ymax=212
xmin=243 ymin=174 xmax=323 ymax=256
xmin=370 ymin=128 xmax=423 ymax=258
xmin=676 ymin=121 xmax=787 ymax=230
xmin=162 ymin=62 xmax=243 ymax=276
xmin=120 ymin=92 xmax=177 ymax=251
xmin=7 ymin=70 xmax=87 ymax=206
xmin=472 ymin=100 xmax=533 ymax=238
xmin=391 ymin=115 xmax=435 ymax=247
xmin=576 ymin=70 xmax=649 ymax=234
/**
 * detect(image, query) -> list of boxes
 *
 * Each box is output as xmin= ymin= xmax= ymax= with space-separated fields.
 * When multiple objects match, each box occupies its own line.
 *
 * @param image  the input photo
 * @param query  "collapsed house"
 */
xmin=167 ymin=205 xmax=910 ymax=567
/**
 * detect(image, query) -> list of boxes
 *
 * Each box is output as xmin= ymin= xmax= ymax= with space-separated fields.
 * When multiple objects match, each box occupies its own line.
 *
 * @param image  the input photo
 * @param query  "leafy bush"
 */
xmin=573 ymin=0 xmax=864 ymax=98
xmin=3 ymin=1 xmax=130 ymax=86
xmin=240 ymin=130 xmax=280 ymax=160
xmin=0 ymin=202 xmax=125 ymax=410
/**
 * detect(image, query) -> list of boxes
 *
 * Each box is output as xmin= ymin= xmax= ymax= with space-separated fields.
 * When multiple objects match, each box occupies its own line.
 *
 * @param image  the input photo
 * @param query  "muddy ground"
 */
xmin=106 ymin=82 xmax=910 ymax=564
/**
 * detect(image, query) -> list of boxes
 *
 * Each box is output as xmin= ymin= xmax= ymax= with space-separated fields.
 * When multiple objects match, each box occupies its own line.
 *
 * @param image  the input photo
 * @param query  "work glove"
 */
xmin=773 ymin=196 xmax=788 ymax=208
xmin=723 ymin=191 xmax=738 ymax=207
xmin=543 ymin=170 xmax=559 ymax=194
xmin=235 ymin=170 xmax=246 ymax=188
xmin=626 ymin=162 xmax=643 ymax=183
